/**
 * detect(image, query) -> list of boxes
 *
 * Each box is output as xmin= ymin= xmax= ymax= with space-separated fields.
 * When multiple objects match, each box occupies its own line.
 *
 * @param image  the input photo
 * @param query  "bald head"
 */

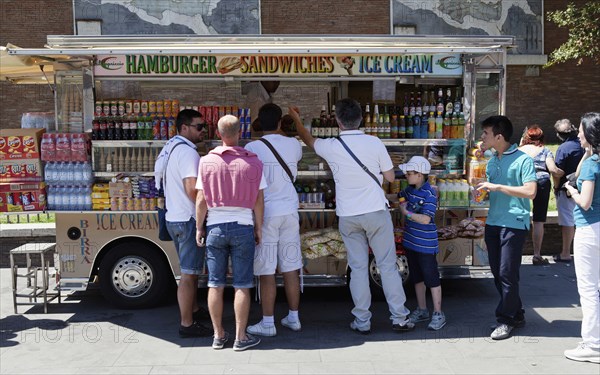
xmin=554 ymin=119 xmax=575 ymax=133
xmin=217 ymin=115 xmax=240 ymax=140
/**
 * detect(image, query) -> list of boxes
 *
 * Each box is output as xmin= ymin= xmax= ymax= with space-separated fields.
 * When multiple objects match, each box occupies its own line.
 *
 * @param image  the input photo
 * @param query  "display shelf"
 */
xmin=297 ymin=170 xmax=332 ymax=178
xmin=92 ymin=140 xmax=166 ymax=147
xmin=93 ymin=172 xmax=155 ymax=178
xmin=381 ymin=138 xmax=466 ymax=147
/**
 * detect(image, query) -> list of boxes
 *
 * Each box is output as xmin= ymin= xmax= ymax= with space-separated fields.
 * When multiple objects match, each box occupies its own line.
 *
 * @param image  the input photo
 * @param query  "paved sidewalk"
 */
xmin=0 ymin=257 xmax=597 ymax=374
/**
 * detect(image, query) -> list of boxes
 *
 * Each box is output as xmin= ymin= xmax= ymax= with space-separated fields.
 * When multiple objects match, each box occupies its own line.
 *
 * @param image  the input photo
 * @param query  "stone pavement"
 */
xmin=0 ymin=257 xmax=598 ymax=374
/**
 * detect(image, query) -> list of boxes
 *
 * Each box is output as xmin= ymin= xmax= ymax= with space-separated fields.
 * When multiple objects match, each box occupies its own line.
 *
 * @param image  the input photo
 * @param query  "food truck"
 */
xmin=3 ymin=35 xmax=513 ymax=308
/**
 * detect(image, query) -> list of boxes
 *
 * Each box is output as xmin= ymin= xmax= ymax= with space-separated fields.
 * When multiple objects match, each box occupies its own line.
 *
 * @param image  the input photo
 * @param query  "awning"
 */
xmin=0 ymin=44 xmax=57 ymax=84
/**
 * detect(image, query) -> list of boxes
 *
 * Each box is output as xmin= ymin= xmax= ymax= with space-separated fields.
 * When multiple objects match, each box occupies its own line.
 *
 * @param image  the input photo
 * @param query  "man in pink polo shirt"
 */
xmin=195 ymin=115 xmax=267 ymax=352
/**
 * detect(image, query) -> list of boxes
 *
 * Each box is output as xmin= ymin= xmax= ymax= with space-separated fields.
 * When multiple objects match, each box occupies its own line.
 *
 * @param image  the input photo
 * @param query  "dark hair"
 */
xmin=335 ymin=98 xmax=362 ymax=129
xmin=481 ymin=115 xmax=513 ymax=142
xmin=522 ymin=125 xmax=544 ymax=146
xmin=258 ymin=103 xmax=282 ymax=131
xmin=581 ymin=112 xmax=600 ymax=152
xmin=176 ymin=109 xmax=202 ymax=133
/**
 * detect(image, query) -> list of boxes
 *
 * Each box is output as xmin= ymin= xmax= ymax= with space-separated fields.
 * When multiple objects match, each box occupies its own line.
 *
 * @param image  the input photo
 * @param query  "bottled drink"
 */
xmin=458 ymin=112 xmax=466 ymax=140
xmin=107 ymin=116 xmax=115 ymax=140
xmin=311 ymin=118 xmax=320 ymax=138
xmin=44 ymin=162 xmax=55 ymax=185
xmin=69 ymin=186 xmax=78 ymax=211
xmin=73 ymin=162 xmax=83 ymax=184
xmin=66 ymin=162 xmax=75 ymax=185
xmin=454 ymin=88 xmax=462 ymax=114
xmin=114 ymin=117 xmax=123 ymax=140
xmin=406 ymin=116 xmax=414 ymax=139
xmin=427 ymin=112 xmax=436 ymax=139
xmin=47 ymin=186 xmax=56 ymax=210
xmin=61 ymin=186 xmax=70 ymax=211
xmin=443 ymin=114 xmax=451 ymax=139
xmin=413 ymin=115 xmax=421 ymax=139
xmin=55 ymin=133 xmax=71 ymax=162
xmin=420 ymin=114 xmax=428 ymax=140
xmin=438 ymin=179 xmax=447 ymax=207
xmin=372 ymin=104 xmax=379 ymax=137
xmin=133 ymin=113 xmax=142 ymax=140
xmin=40 ymin=133 xmax=56 ymax=162
xmin=451 ymin=113 xmax=460 ymax=139
xmin=390 ymin=113 xmax=398 ymax=139
xmin=408 ymin=93 xmax=415 ymax=117
xmin=330 ymin=105 xmax=338 ymax=137
xmin=70 ymin=133 xmax=87 ymax=162
xmin=436 ymin=88 xmax=444 ymax=116
xmin=445 ymin=88 xmax=454 ymax=115
xmin=84 ymin=186 xmax=92 ymax=211
xmin=318 ymin=106 xmax=327 ymax=138
xmin=422 ymin=91 xmax=429 ymax=114
xmin=398 ymin=115 xmax=406 ymax=139
xmin=435 ymin=113 xmax=443 ymax=139
xmin=415 ymin=92 xmax=422 ymax=117
xmin=363 ymin=104 xmax=371 ymax=133
xmin=82 ymin=161 xmax=93 ymax=184
xmin=402 ymin=94 xmax=409 ymax=116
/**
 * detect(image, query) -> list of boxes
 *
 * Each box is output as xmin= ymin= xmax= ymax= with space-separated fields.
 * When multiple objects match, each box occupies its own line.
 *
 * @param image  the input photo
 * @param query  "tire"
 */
xmin=99 ymin=243 xmax=173 ymax=309
xmin=346 ymin=254 xmax=410 ymax=296
xmin=368 ymin=254 xmax=410 ymax=292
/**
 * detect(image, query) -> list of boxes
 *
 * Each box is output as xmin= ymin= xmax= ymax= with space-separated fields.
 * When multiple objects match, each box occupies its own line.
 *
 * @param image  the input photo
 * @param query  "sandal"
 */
xmin=553 ymin=255 xmax=572 ymax=263
xmin=532 ymin=256 xmax=549 ymax=265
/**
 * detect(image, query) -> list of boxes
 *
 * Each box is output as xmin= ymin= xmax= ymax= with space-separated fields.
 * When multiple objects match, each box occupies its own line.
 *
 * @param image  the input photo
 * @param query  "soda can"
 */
xmin=103 ymin=102 xmax=110 ymax=116
xmin=125 ymin=100 xmax=133 ymax=114
xmin=163 ymin=100 xmax=172 ymax=116
xmin=95 ymin=101 xmax=103 ymax=116
xmin=171 ymin=99 xmax=180 ymax=114
xmin=110 ymin=101 xmax=118 ymax=116
xmin=160 ymin=119 xmax=168 ymax=140
xmin=118 ymin=100 xmax=126 ymax=116
xmin=141 ymin=101 xmax=149 ymax=114
xmin=148 ymin=101 xmax=157 ymax=114
xmin=156 ymin=100 xmax=164 ymax=115
xmin=133 ymin=100 xmax=141 ymax=114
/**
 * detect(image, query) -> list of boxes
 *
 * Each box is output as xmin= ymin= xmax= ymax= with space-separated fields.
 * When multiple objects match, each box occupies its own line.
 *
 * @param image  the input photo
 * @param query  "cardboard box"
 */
xmin=435 ymin=209 xmax=468 ymax=228
xmin=437 ymin=237 xmax=473 ymax=266
xmin=0 ymin=159 xmax=43 ymax=182
xmin=303 ymin=256 xmax=347 ymax=276
xmin=473 ymin=237 xmax=489 ymax=266
xmin=0 ymin=189 xmax=47 ymax=212
xmin=0 ymin=128 xmax=45 ymax=160
xmin=109 ymin=182 xmax=132 ymax=198
xmin=0 ymin=182 xmax=46 ymax=192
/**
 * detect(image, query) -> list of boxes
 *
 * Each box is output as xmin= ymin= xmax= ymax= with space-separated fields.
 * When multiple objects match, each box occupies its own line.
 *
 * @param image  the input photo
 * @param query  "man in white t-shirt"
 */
xmin=154 ymin=109 xmax=211 ymax=338
xmin=244 ymin=103 xmax=303 ymax=337
xmin=291 ymin=98 xmax=414 ymax=334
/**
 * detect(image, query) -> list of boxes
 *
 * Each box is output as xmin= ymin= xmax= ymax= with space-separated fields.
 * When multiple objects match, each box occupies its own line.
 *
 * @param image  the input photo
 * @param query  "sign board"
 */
xmin=93 ymin=54 xmax=463 ymax=77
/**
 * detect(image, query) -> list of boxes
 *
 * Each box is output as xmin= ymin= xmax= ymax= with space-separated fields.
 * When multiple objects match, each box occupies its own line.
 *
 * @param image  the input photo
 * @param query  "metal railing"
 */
xmin=0 ymin=212 xmax=55 ymax=224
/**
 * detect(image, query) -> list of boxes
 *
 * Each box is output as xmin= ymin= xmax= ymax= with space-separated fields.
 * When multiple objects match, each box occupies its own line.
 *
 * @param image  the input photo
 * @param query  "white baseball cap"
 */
xmin=398 ymin=156 xmax=431 ymax=174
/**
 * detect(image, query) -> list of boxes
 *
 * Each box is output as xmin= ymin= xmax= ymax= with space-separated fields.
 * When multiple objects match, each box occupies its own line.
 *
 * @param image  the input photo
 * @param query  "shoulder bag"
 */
xmin=336 ymin=136 xmax=381 ymax=187
xmin=258 ymin=138 xmax=295 ymax=183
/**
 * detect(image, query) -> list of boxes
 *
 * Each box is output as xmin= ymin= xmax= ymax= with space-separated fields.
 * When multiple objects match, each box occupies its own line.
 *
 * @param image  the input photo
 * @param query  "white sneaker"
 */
xmin=564 ymin=342 xmax=600 ymax=363
xmin=281 ymin=316 xmax=302 ymax=332
xmin=427 ymin=311 xmax=446 ymax=331
xmin=246 ymin=321 xmax=276 ymax=337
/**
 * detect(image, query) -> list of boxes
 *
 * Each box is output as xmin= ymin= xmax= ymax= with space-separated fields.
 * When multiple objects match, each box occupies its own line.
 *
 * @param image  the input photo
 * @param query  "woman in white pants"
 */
xmin=563 ymin=112 xmax=600 ymax=364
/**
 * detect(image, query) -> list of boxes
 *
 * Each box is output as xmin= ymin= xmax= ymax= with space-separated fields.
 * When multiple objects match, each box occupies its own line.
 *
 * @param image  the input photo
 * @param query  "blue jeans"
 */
xmin=167 ymin=218 xmax=205 ymax=275
xmin=484 ymin=225 xmax=528 ymax=325
xmin=206 ymin=222 xmax=256 ymax=289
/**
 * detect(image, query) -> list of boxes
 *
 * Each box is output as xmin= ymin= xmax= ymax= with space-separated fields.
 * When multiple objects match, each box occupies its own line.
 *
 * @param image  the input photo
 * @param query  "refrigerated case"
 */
xmin=6 ymin=35 xmax=513 ymax=308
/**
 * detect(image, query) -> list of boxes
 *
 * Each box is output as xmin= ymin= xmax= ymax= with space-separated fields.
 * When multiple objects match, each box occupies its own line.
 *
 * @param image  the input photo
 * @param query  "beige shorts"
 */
xmin=254 ymin=212 xmax=302 ymax=275
xmin=557 ymin=191 xmax=576 ymax=227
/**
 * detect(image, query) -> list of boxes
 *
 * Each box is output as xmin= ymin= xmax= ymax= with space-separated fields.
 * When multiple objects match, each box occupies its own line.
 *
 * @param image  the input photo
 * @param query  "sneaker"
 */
xmin=192 ymin=306 xmax=210 ymax=321
xmin=490 ymin=324 xmax=514 ymax=340
xmin=349 ymin=320 xmax=371 ymax=335
xmin=392 ymin=321 xmax=415 ymax=332
xmin=246 ymin=321 xmax=277 ymax=337
xmin=281 ymin=316 xmax=302 ymax=332
xmin=564 ymin=342 xmax=600 ymax=363
xmin=179 ymin=321 xmax=213 ymax=338
xmin=233 ymin=333 xmax=261 ymax=351
xmin=489 ymin=318 xmax=525 ymax=331
xmin=428 ymin=312 xmax=446 ymax=331
xmin=212 ymin=331 xmax=229 ymax=350
xmin=408 ymin=308 xmax=430 ymax=323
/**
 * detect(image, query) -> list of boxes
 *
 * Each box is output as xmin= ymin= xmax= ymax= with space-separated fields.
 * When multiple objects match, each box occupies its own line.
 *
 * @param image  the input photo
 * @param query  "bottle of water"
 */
xmin=84 ymin=186 xmax=92 ymax=211
xmin=82 ymin=162 xmax=93 ymax=185
xmin=61 ymin=186 xmax=70 ymax=211
xmin=44 ymin=162 xmax=54 ymax=185
xmin=69 ymin=186 xmax=78 ymax=211
xmin=76 ymin=186 xmax=86 ymax=211
xmin=47 ymin=186 xmax=55 ymax=210
xmin=58 ymin=162 xmax=68 ymax=186
xmin=73 ymin=162 xmax=84 ymax=185
xmin=66 ymin=162 xmax=75 ymax=185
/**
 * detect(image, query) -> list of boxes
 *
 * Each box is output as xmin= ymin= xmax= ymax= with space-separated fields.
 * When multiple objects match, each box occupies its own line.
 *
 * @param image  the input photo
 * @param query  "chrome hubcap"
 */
xmin=111 ymin=256 xmax=153 ymax=297
xmin=369 ymin=255 xmax=410 ymax=286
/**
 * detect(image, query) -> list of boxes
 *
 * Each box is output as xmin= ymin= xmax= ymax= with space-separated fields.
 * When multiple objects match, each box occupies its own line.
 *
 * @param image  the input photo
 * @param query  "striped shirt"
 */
xmin=400 ymin=182 xmax=439 ymax=254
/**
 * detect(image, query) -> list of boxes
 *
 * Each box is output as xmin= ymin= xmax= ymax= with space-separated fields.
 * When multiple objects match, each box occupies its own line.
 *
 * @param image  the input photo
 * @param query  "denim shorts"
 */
xmin=406 ymin=249 xmax=440 ymax=288
xmin=206 ymin=222 xmax=256 ymax=289
xmin=167 ymin=218 xmax=205 ymax=275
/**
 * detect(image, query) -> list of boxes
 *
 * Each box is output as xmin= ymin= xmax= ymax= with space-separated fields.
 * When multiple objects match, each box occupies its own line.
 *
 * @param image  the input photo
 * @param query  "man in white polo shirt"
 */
xmin=291 ymin=98 xmax=414 ymax=334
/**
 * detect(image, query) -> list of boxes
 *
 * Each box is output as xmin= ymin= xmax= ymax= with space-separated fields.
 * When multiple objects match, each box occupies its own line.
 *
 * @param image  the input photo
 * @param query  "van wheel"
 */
xmin=368 ymin=254 xmax=410 ymax=290
xmin=99 ymin=243 xmax=172 ymax=309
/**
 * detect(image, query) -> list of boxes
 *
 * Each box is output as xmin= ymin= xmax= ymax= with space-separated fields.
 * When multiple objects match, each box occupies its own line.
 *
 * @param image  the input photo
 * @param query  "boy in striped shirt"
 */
xmin=398 ymin=156 xmax=446 ymax=331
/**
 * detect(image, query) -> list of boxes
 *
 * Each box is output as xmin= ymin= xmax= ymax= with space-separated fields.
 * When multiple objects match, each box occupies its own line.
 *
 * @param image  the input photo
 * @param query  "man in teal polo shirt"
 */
xmin=476 ymin=115 xmax=537 ymax=341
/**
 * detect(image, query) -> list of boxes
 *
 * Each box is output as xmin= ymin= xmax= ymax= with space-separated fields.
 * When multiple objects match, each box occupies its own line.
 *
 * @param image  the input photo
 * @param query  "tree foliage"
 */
xmin=545 ymin=1 xmax=600 ymax=67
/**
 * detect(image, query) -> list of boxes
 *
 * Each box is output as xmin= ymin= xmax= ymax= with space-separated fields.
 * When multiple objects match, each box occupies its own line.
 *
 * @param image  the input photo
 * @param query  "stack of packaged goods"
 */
xmin=0 ymin=129 xmax=47 ymax=212
xmin=131 ymin=176 xmax=159 ymax=211
xmin=437 ymin=179 xmax=470 ymax=207
xmin=466 ymin=145 xmax=490 ymax=207
xmin=100 ymin=176 xmax=159 ymax=212
xmin=41 ymin=132 xmax=93 ymax=211
xmin=91 ymin=183 xmax=111 ymax=211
